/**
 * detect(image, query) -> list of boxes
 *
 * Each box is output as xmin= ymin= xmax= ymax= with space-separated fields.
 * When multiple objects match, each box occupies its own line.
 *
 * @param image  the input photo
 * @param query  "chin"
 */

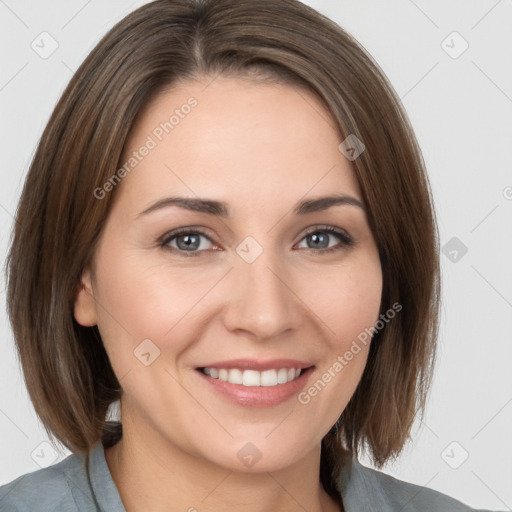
xmin=200 ymin=437 xmax=314 ymax=474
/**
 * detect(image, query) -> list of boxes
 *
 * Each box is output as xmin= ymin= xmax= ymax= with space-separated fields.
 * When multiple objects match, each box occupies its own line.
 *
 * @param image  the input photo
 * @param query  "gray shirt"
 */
xmin=0 ymin=441 xmax=499 ymax=511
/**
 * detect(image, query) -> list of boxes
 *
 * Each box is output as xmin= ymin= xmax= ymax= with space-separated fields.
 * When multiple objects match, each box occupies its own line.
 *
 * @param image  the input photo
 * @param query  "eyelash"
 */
xmin=159 ymin=225 xmax=354 ymax=258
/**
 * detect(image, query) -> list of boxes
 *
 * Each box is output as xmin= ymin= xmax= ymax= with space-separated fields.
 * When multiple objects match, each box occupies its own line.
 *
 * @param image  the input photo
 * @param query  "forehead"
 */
xmin=116 ymin=76 xmax=362 ymax=212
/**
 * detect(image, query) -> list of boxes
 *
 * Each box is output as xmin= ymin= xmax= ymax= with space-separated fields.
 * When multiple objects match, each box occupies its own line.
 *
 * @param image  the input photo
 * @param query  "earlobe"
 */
xmin=73 ymin=268 xmax=97 ymax=327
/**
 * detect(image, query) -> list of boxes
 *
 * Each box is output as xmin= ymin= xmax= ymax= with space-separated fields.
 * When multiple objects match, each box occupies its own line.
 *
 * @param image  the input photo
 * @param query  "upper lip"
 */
xmin=197 ymin=358 xmax=314 ymax=371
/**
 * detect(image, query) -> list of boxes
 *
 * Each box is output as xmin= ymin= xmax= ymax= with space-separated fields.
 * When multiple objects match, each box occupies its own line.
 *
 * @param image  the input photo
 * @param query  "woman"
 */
xmin=0 ymin=0 xmax=500 ymax=510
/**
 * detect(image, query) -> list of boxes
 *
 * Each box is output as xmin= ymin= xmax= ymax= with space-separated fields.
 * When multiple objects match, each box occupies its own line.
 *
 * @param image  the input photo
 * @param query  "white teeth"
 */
xmin=277 ymin=368 xmax=288 ymax=384
xmin=260 ymin=369 xmax=277 ymax=387
xmin=243 ymin=370 xmax=260 ymax=387
xmin=228 ymin=368 xmax=243 ymax=384
xmin=201 ymin=367 xmax=303 ymax=386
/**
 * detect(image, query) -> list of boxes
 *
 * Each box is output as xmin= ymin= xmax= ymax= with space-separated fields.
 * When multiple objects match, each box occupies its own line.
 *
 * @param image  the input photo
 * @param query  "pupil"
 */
xmin=178 ymin=234 xmax=199 ymax=250
xmin=310 ymin=232 xmax=327 ymax=248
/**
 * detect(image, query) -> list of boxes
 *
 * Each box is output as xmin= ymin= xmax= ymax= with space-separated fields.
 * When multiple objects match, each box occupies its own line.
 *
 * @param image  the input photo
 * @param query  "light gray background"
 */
xmin=0 ymin=0 xmax=511 ymax=510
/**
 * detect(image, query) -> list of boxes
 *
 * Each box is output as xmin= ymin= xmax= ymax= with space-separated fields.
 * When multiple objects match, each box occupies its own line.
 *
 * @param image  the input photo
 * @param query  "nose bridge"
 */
xmin=223 ymin=240 xmax=302 ymax=340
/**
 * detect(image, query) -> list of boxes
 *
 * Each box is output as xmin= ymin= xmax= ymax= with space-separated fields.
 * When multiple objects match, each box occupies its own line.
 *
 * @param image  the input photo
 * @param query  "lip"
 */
xmin=195 ymin=365 xmax=315 ymax=407
xmin=196 ymin=358 xmax=313 ymax=371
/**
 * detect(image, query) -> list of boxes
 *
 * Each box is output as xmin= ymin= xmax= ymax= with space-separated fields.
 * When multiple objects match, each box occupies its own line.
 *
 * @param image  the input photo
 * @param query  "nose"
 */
xmin=222 ymin=251 xmax=304 ymax=342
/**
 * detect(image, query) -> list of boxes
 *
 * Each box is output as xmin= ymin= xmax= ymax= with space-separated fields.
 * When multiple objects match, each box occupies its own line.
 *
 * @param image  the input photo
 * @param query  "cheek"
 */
xmin=298 ymin=255 xmax=382 ymax=403
xmin=302 ymin=256 xmax=383 ymax=348
xmin=91 ymin=250 xmax=221 ymax=362
xmin=295 ymin=262 xmax=382 ymax=428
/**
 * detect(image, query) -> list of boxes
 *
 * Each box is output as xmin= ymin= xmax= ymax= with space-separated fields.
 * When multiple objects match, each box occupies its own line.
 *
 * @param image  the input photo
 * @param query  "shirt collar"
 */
xmin=336 ymin=451 xmax=393 ymax=511
xmin=87 ymin=441 xmax=126 ymax=512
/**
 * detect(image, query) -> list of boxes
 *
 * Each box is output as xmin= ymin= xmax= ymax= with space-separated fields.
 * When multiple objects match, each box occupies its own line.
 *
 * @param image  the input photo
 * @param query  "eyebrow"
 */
xmin=137 ymin=193 xmax=365 ymax=218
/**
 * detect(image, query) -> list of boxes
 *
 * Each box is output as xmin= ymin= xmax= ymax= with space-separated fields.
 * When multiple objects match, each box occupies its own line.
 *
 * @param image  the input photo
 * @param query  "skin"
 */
xmin=74 ymin=75 xmax=383 ymax=512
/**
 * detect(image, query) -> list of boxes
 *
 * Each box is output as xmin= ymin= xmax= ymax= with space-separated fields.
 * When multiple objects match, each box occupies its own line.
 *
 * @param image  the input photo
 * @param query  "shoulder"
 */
xmin=0 ymin=451 xmax=94 ymax=512
xmin=338 ymin=456 xmax=497 ymax=512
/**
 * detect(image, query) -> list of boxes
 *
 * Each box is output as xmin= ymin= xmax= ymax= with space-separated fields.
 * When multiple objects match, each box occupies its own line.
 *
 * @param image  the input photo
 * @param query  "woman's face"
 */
xmin=75 ymin=76 xmax=382 ymax=472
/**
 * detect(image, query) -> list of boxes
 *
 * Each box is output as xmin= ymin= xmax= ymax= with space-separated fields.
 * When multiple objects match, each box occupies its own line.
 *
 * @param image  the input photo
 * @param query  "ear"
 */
xmin=74 ymin=267 xmax=97 ymax=327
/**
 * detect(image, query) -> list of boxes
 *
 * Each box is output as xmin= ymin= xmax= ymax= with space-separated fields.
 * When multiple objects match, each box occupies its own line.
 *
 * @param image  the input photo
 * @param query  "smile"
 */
xmin=200 ymin=367 xmax=303 ymax=387
xmin=196 ymin=363 xmax=315 ymax=407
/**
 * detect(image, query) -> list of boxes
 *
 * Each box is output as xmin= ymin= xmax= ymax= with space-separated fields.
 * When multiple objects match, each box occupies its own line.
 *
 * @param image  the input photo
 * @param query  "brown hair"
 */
xmin=5 ymin=0 xmax=440 ymax=503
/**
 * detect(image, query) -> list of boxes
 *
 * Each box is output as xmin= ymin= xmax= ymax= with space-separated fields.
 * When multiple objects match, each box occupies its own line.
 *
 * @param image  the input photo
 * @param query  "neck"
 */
xmin=104 ymin=416 xmax=341 ymax=512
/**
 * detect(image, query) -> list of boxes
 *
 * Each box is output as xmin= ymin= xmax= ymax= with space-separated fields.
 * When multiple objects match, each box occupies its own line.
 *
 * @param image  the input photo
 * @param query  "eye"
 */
xmin=160 ymin=225 xmax=354 ymax=257
xmin=295 ymin=226 xmax=354 ymax=255
xmin=161 ymin=227 xmax=216 ymax=257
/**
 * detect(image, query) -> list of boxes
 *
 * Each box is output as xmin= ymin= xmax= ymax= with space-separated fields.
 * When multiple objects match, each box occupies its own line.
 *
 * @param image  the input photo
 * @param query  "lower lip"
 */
xmin=196 ymin=367 xmax=315 ymax=407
